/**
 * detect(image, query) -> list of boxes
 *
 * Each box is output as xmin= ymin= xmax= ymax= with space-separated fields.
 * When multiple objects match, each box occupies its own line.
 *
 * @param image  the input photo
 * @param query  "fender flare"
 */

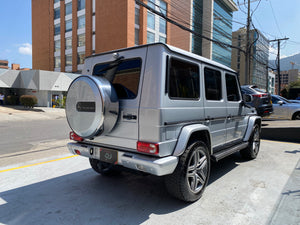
xmin=243 ymin=116 xmax=261 ymax=142
xmin=173 ymin=124 xmax=212 ymax=156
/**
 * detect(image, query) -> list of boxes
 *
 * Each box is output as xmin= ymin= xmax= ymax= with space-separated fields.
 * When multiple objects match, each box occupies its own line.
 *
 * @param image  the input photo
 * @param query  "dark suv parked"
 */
xmin=241 ymin=85 xmax=273 ymax=117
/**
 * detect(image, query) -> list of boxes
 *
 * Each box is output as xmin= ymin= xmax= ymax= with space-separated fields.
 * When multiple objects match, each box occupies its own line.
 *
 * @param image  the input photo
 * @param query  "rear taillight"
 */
xmin=253 ymin=94 xmax=267 ymax=98
xmin=70 ymin=131 xmax=84 ymax=142
xmin=137 ymin=141 xmax=159 ymax=155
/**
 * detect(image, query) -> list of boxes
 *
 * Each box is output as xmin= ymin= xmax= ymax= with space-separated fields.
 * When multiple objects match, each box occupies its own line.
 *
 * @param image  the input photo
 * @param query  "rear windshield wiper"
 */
xmin=96 ymin=56 xmax=124 ymax=74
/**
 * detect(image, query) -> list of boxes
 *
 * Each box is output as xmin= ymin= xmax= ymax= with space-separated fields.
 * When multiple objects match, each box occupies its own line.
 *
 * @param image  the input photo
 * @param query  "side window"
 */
xmin=168 ymin=58 xmax=200 ymax=99
xmin=225 ymin=74 xmax=241 ymax=101
xmin=204 ymin=67 xmax=222 ymax=101
xmin=93 ymin=58 xmax=141 ymax=99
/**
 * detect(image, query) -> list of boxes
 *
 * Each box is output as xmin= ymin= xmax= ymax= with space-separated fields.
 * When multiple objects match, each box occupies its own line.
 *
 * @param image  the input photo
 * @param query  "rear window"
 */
xmin=93 ymin=58 xmax=141 ymax=99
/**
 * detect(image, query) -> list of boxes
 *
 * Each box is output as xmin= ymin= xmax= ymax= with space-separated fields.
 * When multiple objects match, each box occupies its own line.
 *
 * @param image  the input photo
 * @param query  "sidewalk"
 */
xmin=261 ymin=119 xmax=300 ymax=143
xmin=0 ymin=105 xmax=66 ymax=122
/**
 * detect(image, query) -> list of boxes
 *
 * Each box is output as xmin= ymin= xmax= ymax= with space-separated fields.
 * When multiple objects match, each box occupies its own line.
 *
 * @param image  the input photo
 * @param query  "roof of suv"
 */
xmin=86 ymin=43 xmax=235 ymax=74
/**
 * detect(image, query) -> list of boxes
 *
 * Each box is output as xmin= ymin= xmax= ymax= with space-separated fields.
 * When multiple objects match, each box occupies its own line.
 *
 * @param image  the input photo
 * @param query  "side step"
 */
xmin=211 ymin=142 xmax=249 ymax=162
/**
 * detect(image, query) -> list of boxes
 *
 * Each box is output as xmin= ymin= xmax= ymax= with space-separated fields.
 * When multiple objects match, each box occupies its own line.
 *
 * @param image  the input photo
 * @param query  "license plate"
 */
xmin=100 ymin=148 xmax=118 ymax=164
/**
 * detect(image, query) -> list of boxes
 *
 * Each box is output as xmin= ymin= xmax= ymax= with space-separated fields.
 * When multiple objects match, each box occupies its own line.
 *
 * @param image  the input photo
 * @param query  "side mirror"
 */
xmin=278 ymin=101 xmax=283 ymax=106
xmin=243 ymin=94 xmax=253 ymax=103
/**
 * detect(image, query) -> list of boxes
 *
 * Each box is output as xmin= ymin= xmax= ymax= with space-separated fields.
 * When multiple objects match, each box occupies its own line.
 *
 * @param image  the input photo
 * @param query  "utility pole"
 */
xmin=269 ymin=37 xmax=289 ymax=95
xmin=244 ymin=0 xmax=251 ymax=85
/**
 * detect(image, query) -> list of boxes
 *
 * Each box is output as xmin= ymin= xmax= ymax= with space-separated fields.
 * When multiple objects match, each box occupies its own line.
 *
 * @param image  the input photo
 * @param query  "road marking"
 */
xmin=0 ymin=155 xmax=78 ymax=173
xmin=261 ymin=139 xmax=300 ymax=145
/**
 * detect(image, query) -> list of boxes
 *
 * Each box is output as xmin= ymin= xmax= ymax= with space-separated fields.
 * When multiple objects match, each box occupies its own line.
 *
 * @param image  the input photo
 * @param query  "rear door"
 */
xmin=203 ymin=66 xmax=226 ymax=148
xmin=91 ymin=48 xmax=147 ymax=148
xmin=225 ymin=73 xmax=247 ymax=143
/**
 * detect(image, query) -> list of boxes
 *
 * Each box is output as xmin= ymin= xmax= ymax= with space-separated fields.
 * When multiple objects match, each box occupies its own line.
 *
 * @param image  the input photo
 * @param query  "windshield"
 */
xmin=92 ymin=58 xmax=142 ymax=99
xmin=278 ymin=95 xmax=292 ymax=103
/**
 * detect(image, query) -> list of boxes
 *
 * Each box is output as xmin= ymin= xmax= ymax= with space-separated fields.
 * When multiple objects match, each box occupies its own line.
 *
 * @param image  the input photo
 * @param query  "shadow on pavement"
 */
xmin=0 ymin=154 xmax=245 ymax=225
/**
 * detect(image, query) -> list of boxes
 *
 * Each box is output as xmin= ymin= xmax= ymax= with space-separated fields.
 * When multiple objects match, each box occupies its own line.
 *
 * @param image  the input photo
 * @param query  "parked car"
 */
xmin=265 ymin=95 xmax=300 ymax=120
xmin=240 ymin=85 xmax=273 ymax=117
xmin=65 ymin=43 xmax=261 ymax=202
xmin=289 ymin=99 xmax=300 ymax=104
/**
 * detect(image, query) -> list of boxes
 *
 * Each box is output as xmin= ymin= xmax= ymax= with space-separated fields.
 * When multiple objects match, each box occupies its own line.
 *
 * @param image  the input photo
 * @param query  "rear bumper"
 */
xmin=257 ymin=105 xmax=273 ymax=117
xmin=67 ymin=142 xmax=178 ymax=176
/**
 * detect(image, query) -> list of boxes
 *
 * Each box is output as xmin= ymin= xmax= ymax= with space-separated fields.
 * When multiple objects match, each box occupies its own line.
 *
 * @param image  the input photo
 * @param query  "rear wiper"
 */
xmin=96 ymin=56 xmax=124 ymax=74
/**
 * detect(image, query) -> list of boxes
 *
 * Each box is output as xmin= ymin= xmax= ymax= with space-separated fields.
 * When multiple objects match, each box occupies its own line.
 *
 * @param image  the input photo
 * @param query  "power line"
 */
xmin=135 ymin=0 xmax=245 ymax=53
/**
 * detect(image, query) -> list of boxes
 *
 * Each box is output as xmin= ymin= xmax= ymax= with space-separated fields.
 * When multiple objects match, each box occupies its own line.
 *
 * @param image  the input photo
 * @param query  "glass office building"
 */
xmin=191 ymin=0 xmax=236 ymax=68
xmin=212 ymin=0 xmax=234 ymax=67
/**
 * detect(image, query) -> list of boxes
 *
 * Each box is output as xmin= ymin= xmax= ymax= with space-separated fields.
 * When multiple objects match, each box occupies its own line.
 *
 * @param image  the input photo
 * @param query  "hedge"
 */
xmin=6 ymin=95 xmax=18 ymax=105
xmin=20 ymin=95 xmax=38 ymax=108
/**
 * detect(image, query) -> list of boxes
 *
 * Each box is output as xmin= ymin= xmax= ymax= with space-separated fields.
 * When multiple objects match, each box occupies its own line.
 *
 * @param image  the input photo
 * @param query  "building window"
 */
xmin=65 ymin=2 xmax=72 ymax=16
xmin=135 ymin=5 xmax=140 ymax=46
xmin=135 ymin=7 xmax=140 ymax=25
xmin=77 ymin=52 xmax=85 ymax=64
xmin=135 ymin=28 xmax=139 ymax=46
xmin=54 ymin=8 xmax=60 ymax=20
xmin=65 ymin=37 xmax=72 ymax=50
xmin=78 ymin=0 xmax=85 ymax=11
xmin=54 ymin=23 xmax=60 ymax=35
xmin=147 ymin=12 xmax=155 ymax=30
xmin=65 ymin=19 xmax=72 ymax=32
xmin=78 ymin=15 xmax=85 ymax=29
xmin=54 ymin=56 xmax=61 ymax=68
xmin=147 ymin=31 xmax=155 ymax=43
xmin=78 ymin=33 xmax=85 ymax=47
xmin=159 ymin=36 xmax=166 ymax=43
xmin=54 ymin=0 xmax=60 ymax=3
xmin=147 ymin=0 xmax=167 ymax=44
xmin=55 ymin=40 xmax=61 ymax=52
xmin=159 ymin=17 xmax=166 ymax=34
xmin=66 ymin=54 xmax=72 ymax=66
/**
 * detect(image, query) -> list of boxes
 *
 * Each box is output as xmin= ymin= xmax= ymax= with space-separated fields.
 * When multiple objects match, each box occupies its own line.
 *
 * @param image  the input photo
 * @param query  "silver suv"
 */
xmin=66 ymin=43 xmax=261 ymax=202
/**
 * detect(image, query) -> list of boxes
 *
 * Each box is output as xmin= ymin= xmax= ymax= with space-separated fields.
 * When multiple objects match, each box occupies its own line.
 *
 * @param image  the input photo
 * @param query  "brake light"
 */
xmin=253 ymin=94 xmax=267 ymax=98
xmin=137 ymin=141 xmax=159 ymax=155
xmin=70 ymin=131 xmax=84 ymax=142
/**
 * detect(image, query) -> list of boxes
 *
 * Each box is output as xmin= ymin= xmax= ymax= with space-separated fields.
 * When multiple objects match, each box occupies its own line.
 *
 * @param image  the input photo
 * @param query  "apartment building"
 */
xmin=32 ymin=0 xmax=237 ymax=73
xmin=231 ymin=28 xmax=269 ymax=89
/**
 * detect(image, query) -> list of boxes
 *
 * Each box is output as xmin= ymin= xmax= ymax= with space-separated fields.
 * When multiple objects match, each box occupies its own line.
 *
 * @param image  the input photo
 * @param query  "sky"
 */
xmin=233 ymin=0 xmax=300 ymax=60
xmin=0 ymin=0 xmax=299 ymax=69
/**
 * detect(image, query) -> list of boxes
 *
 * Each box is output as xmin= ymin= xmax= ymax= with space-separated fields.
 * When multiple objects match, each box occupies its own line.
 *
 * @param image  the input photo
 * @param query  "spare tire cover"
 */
xmin=66 ymin=75 xmax=119 ymax=138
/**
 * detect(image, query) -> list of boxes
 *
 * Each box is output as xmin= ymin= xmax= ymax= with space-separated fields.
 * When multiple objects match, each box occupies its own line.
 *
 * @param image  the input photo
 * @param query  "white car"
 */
xmin=267 ymin=95 xmax=300 ymax=120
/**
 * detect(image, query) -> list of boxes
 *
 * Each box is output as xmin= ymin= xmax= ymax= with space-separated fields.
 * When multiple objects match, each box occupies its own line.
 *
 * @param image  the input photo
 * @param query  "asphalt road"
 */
xmin=0 ymin=140 xmax=299 ymax=225
xmin=0 ymin=118 xmax=70 ymax=155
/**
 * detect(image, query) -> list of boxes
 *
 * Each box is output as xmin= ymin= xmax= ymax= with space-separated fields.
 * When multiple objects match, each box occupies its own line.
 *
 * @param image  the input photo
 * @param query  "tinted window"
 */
xmin=226 ymin=74 xmax=241 ymax=101
xmin=54 ymin=8 xmax=60 ymax=19
xmin=204 ymin=67 xmax=222 ymax=100
xmin=93 ymin=58 xmax=141 ymax=99
xmin=168 ymin=58 xmax=199 ymax=99
xmin=78 ymin=0 xmax=85 ymax=11
xmin=65 ymin=2 xmax=72 ymax=15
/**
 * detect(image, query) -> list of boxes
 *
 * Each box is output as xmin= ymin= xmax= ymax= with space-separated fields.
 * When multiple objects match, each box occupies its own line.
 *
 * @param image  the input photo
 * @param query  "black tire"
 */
xmin=164 ymin=141 xmax=211 ymax=202
xmin=292 ymin=112 xmax=300 ymax=120
xmin=240 ymin=124 xmax=260 ymax=160
xmin=89 ymin=158 xmax=121 ymax=176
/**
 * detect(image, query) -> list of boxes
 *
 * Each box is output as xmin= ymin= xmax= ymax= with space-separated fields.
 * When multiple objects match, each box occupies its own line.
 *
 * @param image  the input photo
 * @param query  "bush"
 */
xmin=20 ymin=95 xmax=38 ymax=108
xmin=6 ymin=95 xmax=18 ymax=105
